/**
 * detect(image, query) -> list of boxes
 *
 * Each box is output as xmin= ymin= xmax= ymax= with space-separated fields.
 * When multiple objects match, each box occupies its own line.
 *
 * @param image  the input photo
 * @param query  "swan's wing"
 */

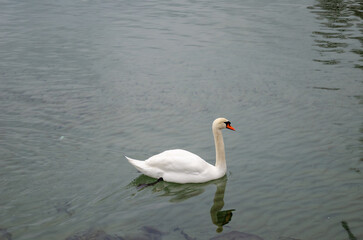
xmin=145 ymin=149 xmax=212 ymax=174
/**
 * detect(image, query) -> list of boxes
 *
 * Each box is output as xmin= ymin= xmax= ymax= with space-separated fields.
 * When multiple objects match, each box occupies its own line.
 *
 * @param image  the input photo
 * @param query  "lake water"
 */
xmin=0 ymin=0 xmax=362 ymax=239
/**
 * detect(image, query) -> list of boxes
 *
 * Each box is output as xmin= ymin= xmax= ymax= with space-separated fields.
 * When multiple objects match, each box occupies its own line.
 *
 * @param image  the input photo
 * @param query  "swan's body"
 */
xmin=126 ymin=118 xmax=235 ymax=184
xmin=126 ymin=149 xmax=224 ymax=183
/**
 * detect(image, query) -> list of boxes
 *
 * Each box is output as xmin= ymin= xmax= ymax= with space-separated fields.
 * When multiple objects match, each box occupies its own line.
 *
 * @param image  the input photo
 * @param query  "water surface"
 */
xmin=0 ymin=0 xmax=362 ymax=239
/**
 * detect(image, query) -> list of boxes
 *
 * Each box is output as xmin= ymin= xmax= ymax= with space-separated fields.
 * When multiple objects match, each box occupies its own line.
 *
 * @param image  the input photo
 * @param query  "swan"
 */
xmin=126 ymin=118 xmax=235 ymax=184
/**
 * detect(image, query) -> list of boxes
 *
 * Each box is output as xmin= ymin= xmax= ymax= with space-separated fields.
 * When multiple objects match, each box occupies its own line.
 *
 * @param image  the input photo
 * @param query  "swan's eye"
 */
xmin=224 ymin=121 xmax=231 ymax=127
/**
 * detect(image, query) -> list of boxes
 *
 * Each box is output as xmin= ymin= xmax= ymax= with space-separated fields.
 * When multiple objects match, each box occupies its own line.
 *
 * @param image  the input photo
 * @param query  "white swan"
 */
xmin=126 ymin=118 xmax=235 ymax=184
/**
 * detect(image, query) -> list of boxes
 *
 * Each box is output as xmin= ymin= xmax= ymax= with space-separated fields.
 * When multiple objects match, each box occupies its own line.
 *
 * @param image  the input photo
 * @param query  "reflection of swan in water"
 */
xmin=131 ymin=175 xmax=235 ymax=232
xmin=209 ymin=177 xmax=235 ymax=232
xmin=130 ymin=174 xmax=206 ymax=202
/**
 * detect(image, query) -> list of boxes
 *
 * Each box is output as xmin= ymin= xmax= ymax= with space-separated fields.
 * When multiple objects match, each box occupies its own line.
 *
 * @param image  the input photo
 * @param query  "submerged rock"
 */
xmin=138 ymin=226 xmax=164 ymax=239
xmin=65 ymin=229 xmax=124 ymax=240
xmin=278 ymin=237 xmax=301 ymax=240
xmin=0 ymin=228 xmax=12 ymax=240
xmin=65 ymin=226 xmax=165 ymax=240
xmin=173 ymin=227 xmax=196 ymax=240
xmin=65 ymin=227 xmax=265 ymax=240
xmin=55 ymin=201 xmax=75 ymax=217
xmin=0 ymin=228 xmax=13 ymax=240
xmin=210 ymin=231 xmax=263 ymax=240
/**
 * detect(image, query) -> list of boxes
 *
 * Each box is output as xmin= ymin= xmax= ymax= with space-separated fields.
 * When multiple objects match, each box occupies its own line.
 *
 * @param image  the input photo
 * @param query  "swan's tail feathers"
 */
xmin=125 ymin=156 xmax=145 ymax=173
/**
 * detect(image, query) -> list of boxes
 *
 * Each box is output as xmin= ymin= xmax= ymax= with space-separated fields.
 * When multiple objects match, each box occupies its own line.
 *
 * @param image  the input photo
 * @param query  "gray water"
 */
xmin=0 ymin=0 xmax=362 ymax=239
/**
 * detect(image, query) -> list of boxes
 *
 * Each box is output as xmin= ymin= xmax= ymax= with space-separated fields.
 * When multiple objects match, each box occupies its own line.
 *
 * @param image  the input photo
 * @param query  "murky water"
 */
xmin=0 ymin=0 xmax=362 ymax=239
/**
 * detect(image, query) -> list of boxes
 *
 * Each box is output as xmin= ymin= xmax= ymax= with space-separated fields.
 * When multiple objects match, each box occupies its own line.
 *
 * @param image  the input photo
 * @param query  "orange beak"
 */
xmin=226 ymin=124 xmax=236 ymax=131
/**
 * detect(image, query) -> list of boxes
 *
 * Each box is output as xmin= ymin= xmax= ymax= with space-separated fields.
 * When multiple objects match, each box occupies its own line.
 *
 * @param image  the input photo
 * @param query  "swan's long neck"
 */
xmin=213 ymin=127 xmax=226 ymax=173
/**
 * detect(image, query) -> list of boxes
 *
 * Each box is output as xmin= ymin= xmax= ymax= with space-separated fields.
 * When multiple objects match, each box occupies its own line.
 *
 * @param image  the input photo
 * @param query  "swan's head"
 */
xmin=213 ymin=118 xmax=235 ymax=131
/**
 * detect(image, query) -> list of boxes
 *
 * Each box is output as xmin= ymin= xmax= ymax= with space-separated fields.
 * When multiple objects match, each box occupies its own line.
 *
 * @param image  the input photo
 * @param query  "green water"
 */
xmin=0 ymin=0 xmax=362 ymax=239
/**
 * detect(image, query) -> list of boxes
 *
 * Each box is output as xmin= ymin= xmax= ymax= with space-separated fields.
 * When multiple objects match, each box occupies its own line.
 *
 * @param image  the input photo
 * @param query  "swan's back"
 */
xmin=127 ymin=149 xmax=218 ymax=183
xmin=146 ymin=149 xmax=210 ymax=172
